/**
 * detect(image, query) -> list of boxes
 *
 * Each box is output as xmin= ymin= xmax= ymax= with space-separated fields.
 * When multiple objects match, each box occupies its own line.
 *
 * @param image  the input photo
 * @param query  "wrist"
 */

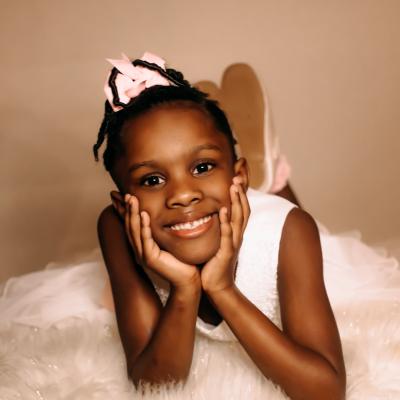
xmin=169 ymin=284 xmax=202 ymax=309
xmin=171 ymin=272 xmax=202 ymax=294
xmin=204 ymin=282 xmax=237 ymax=299
xmin=201 ymin=259 xmax=238 ymax=295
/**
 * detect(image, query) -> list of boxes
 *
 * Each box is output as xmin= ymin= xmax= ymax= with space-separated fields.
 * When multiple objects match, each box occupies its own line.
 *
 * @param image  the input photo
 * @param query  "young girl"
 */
xmin=93 ymin=52 xmax=346 ymax=399
xmin=1 ymin=52 xmax=398 ymax=400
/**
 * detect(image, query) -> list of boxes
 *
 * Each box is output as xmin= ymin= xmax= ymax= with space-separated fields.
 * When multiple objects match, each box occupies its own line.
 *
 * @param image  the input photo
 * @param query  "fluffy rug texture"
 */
xmin=0 ymin=236 xmax=399 ymax=399
xmin=0 ymin=298 xmax=399 ymax=399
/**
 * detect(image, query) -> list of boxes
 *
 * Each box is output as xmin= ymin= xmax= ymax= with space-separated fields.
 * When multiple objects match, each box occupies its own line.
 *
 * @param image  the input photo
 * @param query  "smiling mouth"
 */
xmin=166 ymin=214 xmax=215 ymax=238
xmin=170 ymin=215 xmax=212 ymax=231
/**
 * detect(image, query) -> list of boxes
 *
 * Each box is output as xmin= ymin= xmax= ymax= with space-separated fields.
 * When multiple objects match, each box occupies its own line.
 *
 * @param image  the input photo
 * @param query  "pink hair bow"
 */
xmin=104 ymin=52 xmax=170 ymax=112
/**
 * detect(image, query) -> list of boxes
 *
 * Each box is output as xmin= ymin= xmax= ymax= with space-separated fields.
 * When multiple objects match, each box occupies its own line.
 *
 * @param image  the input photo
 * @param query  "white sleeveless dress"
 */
xmin=0 ymin=189 xmax=399 ymax=400
xmin=145 ymin=188 xmax=294 ymax=349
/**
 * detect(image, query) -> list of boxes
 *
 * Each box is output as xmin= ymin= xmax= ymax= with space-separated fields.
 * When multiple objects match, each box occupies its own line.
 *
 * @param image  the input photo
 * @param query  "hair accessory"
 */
xmin=104 ymin=52 xmax=170 ymax=112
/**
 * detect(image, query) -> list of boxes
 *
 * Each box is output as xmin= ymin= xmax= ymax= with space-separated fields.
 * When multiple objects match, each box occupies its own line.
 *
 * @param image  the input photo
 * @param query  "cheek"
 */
xmin=134 ymin=192 xmax=163 ymax=220
xmin=214 ymin=181 xmax=236 ymax=218
xmin=209 ymin=181 xmax=232 ymax=207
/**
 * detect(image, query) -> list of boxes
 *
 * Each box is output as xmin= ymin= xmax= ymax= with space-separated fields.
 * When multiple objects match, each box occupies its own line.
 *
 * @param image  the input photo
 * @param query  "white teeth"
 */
xmin=170 ymin=215 xmax=212 ymax=231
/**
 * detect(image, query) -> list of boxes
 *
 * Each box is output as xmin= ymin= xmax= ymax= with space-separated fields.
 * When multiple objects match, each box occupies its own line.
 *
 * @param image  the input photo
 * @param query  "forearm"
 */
xmin=130 ymin=283 xmax=201 ymax=386
xmin=207 ymin=286 xmax=345 ymax=400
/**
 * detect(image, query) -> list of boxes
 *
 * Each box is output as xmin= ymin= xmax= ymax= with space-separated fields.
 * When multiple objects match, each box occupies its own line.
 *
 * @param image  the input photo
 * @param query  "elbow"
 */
xmin=128 ymin=359 xmax=190 ymax=389
xmin=325 ymin=360 xmax=346 ymax=400
xmin=306 ymin=351 xmax=346 ymax=400
xmin=311 ymin=368 xmax=346 ymax=400
xmin=130 ymin=372 xmax=188 ymax=390
xmin=130 ymin=375 xmax=188 ymax=391
xmin=332 ymin=374 xmax=346 ymax=400
xmin=287 ymin=366 xmax=346 ymax=400
xmin=324 ymin=383 xmax=346 ymax=400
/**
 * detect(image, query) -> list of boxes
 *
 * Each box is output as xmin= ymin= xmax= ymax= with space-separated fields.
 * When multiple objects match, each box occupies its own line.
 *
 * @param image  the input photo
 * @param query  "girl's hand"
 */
xmin=124 ymin=195 xmax=201 ymax=289
xmin=201 ymin=177 xmax=250 ymax=294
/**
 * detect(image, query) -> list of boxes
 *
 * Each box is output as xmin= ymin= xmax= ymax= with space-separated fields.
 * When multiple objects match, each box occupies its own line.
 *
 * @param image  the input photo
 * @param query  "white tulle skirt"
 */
xmin=1 ymin=230 xmax=399 ymax=400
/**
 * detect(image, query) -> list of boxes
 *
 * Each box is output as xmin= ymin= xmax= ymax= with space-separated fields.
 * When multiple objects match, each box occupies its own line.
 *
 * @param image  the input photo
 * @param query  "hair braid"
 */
xmin=93 ymin=101 xmax=114 ymax=162
xmin=132 ymin=59 xmax=191 ymax=87
xmin=107 ymin=68 xmax=125 ymax=109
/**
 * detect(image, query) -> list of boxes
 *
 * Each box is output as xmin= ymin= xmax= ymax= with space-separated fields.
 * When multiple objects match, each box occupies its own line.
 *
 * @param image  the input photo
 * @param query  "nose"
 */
xmin=166 ymin=179 xmax=203 ymax=208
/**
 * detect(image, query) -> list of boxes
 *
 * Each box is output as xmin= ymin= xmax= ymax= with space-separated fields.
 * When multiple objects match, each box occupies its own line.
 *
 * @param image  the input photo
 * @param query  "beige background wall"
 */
xmin=1 ymin=0 xmax=399 ymax=282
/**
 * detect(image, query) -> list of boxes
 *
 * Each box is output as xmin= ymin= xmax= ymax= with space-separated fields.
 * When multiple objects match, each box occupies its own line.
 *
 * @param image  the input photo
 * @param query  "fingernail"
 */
xmin=233 ymin=176 xmax=242 ymax=185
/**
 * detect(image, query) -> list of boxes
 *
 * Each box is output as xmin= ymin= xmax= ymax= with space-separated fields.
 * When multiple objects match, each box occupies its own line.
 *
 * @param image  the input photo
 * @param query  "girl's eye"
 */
xmin=141 ymin=175 xmax=165 ymax=187
xmin=193 ymin=162 xmax=215 ymax=175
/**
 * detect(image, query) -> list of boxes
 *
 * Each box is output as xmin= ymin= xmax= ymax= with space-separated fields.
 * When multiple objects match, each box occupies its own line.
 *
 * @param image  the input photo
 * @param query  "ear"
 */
xmin=110 ymin=190 xmax=126 ymax=219
xmin=233 ymin=157 xmax=250 ymax=191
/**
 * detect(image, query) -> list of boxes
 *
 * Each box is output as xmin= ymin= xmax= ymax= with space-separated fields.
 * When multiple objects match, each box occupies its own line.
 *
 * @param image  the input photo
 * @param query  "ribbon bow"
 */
xmin=104 ymin=52 xmax=170 ymax=112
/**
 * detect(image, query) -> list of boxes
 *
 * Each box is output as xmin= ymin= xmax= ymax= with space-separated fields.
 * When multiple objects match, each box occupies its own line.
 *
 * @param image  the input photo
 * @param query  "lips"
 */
xmin=165 ymin=213 xmax=215 ymax=238
xmin=170 ymin=215 xmax=212 ymax=231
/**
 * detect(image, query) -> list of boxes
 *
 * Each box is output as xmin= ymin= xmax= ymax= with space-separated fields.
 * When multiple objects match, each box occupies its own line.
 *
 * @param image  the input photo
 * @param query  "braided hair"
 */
xmin=93 ymin=58 xmax=237 ymax=174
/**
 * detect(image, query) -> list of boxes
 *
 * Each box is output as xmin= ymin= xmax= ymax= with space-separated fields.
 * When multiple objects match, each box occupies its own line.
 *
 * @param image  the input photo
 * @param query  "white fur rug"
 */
xmin=1 ymin=236 xmax=399 ymax=399
xmin=0 ymin=295 xmax=399 ymax=400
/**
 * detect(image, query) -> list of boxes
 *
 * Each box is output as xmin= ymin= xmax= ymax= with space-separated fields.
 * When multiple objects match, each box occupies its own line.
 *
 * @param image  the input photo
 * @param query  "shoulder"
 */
xmin=96 ymin=205 xmax=131 ymax=261
xmin=98 ymin=204 xmax=117 ymax=226
xmin=97 ymin=205 xmax=153 ymax=286
xmin=281 ymin=207 xmax=320 ymax=244
xmin=97 ymin=205 xmax=123 ymax=237
xmin=278 ymin=207 xmax=323 ymax=281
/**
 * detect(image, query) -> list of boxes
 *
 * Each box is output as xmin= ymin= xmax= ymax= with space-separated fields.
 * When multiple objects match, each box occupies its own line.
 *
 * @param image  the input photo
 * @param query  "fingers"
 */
xmin=233 ymin=177 xmax=251 ymax=232
xmin=229 ymin=183 xmax=242 ymax=248
xmin=130 ymin=195 xmax=143 ymax=258
xmin=124 ymin=194 xmax=143 ymax=261
xmin=124 ymin=196 xmax=160 ymax=267
xmin=124 ymin=194 xmax=134 ymax=247
xmin=219 ymin=207 xmax=234 ymax=256
xmin=140 ymin=210 xmax=160 ymax=263
xmin=230 ymin=177 xmax=251 ymax=248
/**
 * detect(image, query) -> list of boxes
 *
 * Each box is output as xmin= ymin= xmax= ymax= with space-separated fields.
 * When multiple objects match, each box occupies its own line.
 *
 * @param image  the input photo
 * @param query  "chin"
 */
xmin=173 ymin=242 xmax=220 ymax=266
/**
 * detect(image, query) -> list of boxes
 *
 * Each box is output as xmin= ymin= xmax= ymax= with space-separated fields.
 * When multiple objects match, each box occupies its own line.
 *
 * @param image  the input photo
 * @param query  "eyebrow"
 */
xmin=128 ymin=143 xmax=223 ymax=173
xmin=191 ymin=144 xmax=223 ymax=154
xmin=128 ymin=160 xmax=157 ymax=173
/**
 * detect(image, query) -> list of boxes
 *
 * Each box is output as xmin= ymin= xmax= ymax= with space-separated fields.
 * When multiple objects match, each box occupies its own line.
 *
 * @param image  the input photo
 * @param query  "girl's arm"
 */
xmin=98 ymin=206 xmax=201 ymax=385
xmin=206 ymin=208 xmax=346 ymax=400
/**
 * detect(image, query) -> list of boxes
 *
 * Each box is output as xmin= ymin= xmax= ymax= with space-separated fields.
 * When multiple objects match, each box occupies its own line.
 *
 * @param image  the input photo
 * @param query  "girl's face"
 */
xmin=115 ymin=105 xmax=248 ymax=265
